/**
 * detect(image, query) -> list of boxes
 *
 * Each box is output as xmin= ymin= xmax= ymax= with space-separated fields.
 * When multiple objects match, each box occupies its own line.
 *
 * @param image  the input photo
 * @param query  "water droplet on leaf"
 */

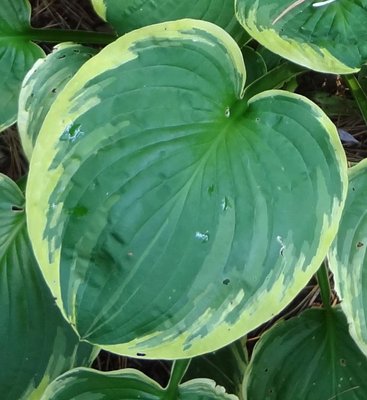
xmin=60 ymin=123 xmax=84 ymax=142
xmin=195 ymin=231 xmax=209 ymax=243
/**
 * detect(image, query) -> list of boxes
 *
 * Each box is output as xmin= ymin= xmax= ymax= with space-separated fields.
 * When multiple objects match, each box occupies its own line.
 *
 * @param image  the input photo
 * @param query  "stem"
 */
xmin=316 ymin=261 xmax=332 ymax=311
xmin=163 ymin=359 xmax=191 ymax=400
xmin=25 ymin=28 xmax=117 ymax=45
xmin=344 ymin=74 xmax=367 ymax=127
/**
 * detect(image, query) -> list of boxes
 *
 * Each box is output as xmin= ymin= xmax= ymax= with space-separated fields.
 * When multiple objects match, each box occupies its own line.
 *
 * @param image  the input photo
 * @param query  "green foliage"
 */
xmin=329 ymin=159 xmax=367 ymax=357
xmin=41 ymin=362 xmax=237 ymax=400
xmin=91 ymin=0 xmax=249 ymax=44
xmin=1 ymin=0 xmax=367 ymax=398
xmin=18 ymin=43 xmax=97 ymax=160
xmin=235 ymin=0 xmax=367 ymax=74
xmin=0 ymin=174 xmax=97 ymax=400
xmin=244 ymin=308 xmax=367 ymax=400
xmin=27 ymin=20 xmax=346 ymax=359
xmin=0 ymin=0 xmax=44 ymax=131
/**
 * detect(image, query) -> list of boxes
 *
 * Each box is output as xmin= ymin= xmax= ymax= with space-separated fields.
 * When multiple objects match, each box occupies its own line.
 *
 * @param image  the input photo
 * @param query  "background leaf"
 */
xmin=0 ymin=174 xmax=97 ymax=400
xmin=235 ymin=0 xmax=367 ymax=74
xmin=184 ymin=339 xmax=247 ymax=399
xmin=18 ymin=43 xmax=97 ymax=160
xmin=41 ymin=368 xmax=238 ymax=400
xmin=241 ymin=47 xmax=267 ymax=86
xmin=27 ymin=19 xmax=347 ymax=359
xmin=244 ymin=308 xmax=367 ymax=400
xmin=329 ymin=159 xmax=367 ymax=357
xmin=0 ymin=0 xmax=44 ymax=131
xmin=91 ymin=0 xmax=249 ymax=43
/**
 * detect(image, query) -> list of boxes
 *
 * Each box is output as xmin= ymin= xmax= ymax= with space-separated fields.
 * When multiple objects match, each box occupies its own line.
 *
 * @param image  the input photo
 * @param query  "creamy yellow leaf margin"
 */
xmin=91 ymin=0 xmax=107 ymax=21
xmin=26 ymin=19 xmax=246 ymax=350
xmin=235 ymin=3 xmax=360 ymax=74
xmin=329 ymin=158 xmax=367 ymax=356
xmin=26 ymin=19 xmax=348 ymax=358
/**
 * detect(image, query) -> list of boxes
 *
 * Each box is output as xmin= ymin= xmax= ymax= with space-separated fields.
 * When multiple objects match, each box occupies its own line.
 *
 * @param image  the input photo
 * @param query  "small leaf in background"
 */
xmin=244 ymin=308 xmax=367 ymax=400
xmin=358 ymin=64 xmax=367 ymax=94
xmin=41 ymin=368 xmax=238 ymax=400
xmin=256 ymin=46 xmax=284 ymax=71
xmin=27 ymin=19 xmax=347 ymax=359
xmin=310 ymin=92 xmax=360 ymax=119
xmin=241 ymin=47 xmax=267 ymax=86
xmin=235 ymin=0 xmax=367 ymax=74
xmin=0 ymin=0 xmax=44 ymax=131
xmin=91 ymin=0 xmax=249 ymax=44
xmin=0 ymin=173 xmax=97 ymax=400
xmin=329 ymin=159 xmax=367 ymax=357
xmin=18 ymin=43 xmax=97 ymax=160
xmin=184 ymin=339 xmax=247 ymax=399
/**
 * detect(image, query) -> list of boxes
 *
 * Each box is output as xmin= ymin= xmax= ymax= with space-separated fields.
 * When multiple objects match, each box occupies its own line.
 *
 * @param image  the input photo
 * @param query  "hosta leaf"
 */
xmin=180 ymin=380 xmax=238 ymax=400
xmin=244 ymin=308 xmax=367 ymax=400
xmin=358 ymin=64 xmax=367 ymax=94
xmin=0 ymin=174 xmax=97 ymax=400
xmin=241 ymin=46 xmax=267 ymax=86
xmin=18 ymin=43 xmax=97 ymax=160
xmin=184 ymin=339 xmax=247 ymax=399
xmin=41 ymin=368 xmax=238 ymax=400
xmin=91 ymin=0 xmax=249 ymax=43
xmin=328 ymin=159 xmax=367 ymax=356
xmin=27 ymin=19 xmax=347 ymax=359
xmin=0 ymin=0 xmax=44 ymax=131
xmin=235 ymin=0 xmax=367 ymax=74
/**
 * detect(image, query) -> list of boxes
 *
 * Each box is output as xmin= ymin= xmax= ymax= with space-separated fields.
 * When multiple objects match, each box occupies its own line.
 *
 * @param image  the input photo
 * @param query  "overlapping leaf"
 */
xmin=0 ymin=0 xmax=44 ymax=131
xmin=244 ymin=308 xmax=367 ymax=399
xmin=91 ymin=0 xmax=249 ymax=43
xmin=0 ymin=174 xmax=97 ymax=400
xmin=41 ymin=368 xmax=238 ymax=400
xmin=18 ymin=43 xmax=97 ymax=160
xmin=184 ymin=339 xmax=247 ymax=399
xmin=235 ymin=0 xmax=367 ymax=74
xmin=329 ymin=159 xmax=367 ymax=356
xmin=27 ymin=19 xmax=347 ymax=359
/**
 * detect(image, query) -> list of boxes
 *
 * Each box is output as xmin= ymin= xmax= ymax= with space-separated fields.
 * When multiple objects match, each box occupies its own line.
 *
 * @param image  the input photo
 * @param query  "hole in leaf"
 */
xmin=11 ymin=205 xmax=24 ymax=212
xmin=208 ymin=184 xmax=215 ymax=195
xmin=340 ymin=358 xmax=347 ymax=367
xmin=51 ymin=88 xmax=57 ymax=93
xmin=357 ymin=241 xmax=364 ymax=248
xmin=222 ymin=278 xmax=230 ymax=285
xmin=137 ymin=353 xmax=146 ymax=357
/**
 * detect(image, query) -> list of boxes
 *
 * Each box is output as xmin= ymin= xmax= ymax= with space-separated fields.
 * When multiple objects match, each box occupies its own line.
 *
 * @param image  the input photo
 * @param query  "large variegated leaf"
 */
xmin=41 ymin=368 xmax=238 ymax=400
xmin=0 ymin=0 xmax=44 ymax=131
xmin=0 ymin=174 xmax=97 ymax=400
xmin=328 ymin=159 xmax=367 ymax=356
xmin=244 ymin=308 xmax=367 ymax=399
xmin=27 ymin=19 xmax=347 ymax=359
xmin=91 ymin=0 xmax=249 ymax=43
xmin=235 ymin=0 xmax=367 ymax=74
xmin=18 ymin=43 xmax=97 ymax=160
